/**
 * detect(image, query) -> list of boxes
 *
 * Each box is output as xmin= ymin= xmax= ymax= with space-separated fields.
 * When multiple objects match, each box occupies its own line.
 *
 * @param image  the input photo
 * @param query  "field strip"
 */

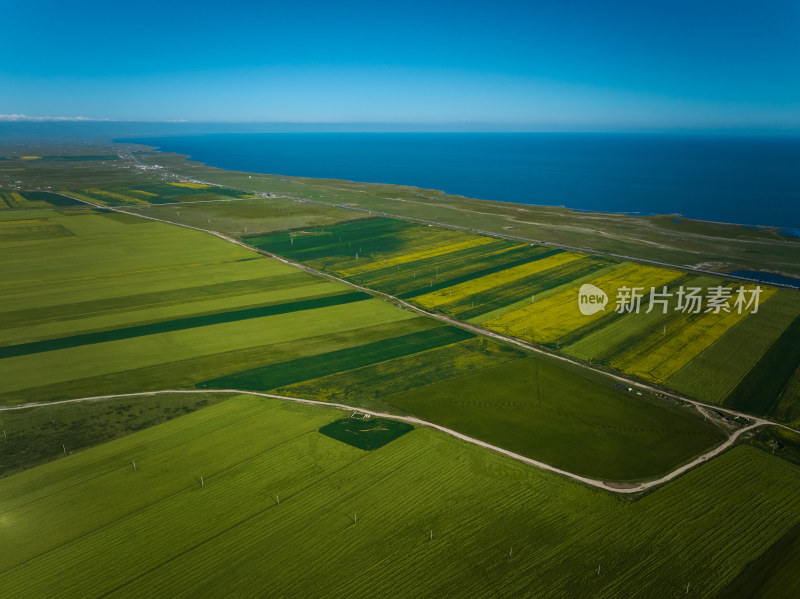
xmin=54 ymin=191 xmax=800 ymax=425
xmin=146 ymin=176 xmax=800 ymax=290
xmin=49 ymin=192 xmax=799 ymax=488
xmin=0 ymin=388 xmax=782 ymax=495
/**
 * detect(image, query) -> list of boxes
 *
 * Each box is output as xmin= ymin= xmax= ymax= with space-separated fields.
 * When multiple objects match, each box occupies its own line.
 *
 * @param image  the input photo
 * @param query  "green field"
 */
xmin=0 ymin=208 xmax=418 ymax=405
xmin=264 ymin=336 xmax=725 ymax=480
xmin=65 ymin=183 xmax=258 ymax=206
xmin=130 ymin=197 xmax=361 ymax=235
xmin=0 ymin=190 xmax=84 ymax=209
xmin=0 ymin=392 xmax=233 ymax=477
xmin=382 ymin=357 xmax=725 ymax=480
xmin=249 ymin=216 xmax=800 ymax=422
xmin=724 ymin=312 xmax=800 ymax=420
xmin=0 ymin=395 xmax=798 ymax=598
xmin=319 ymin=416 xmax=414 ymax=450
xmin=2 ymin=145 xmax=800 ymax=597
xmin=0 ymin=204 xmax=731 ymax=482
xmin=667 ymin=289 xmax=800 ymax=403
xmin=197 ymin=325 xmax=473 ymax=392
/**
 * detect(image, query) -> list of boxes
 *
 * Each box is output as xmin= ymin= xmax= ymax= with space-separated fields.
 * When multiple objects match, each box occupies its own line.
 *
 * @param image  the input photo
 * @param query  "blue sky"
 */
xmin=1 ymin=0 xmax=798 ymax=129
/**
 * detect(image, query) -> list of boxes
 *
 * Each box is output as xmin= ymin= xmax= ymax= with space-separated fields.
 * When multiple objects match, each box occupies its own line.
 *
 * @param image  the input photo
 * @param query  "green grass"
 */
xmin=0 ymin=319 xmax=435 ymax=406
xmin=0 ymin=291 xmax=370 ymax=359
xmin=319 ymin=416 xmax=414 ymax=450
xmin=716 ymin=522 xmax=800 ymax=598
xmin=667 ymin=289 xmax=800 ymax=402
xmin=772 ymin=364 xmax=800 ymax=427
xmin=128 ymin=197 xmax=361 ymax=235
xmin=384 ymin=357 xmax=726 ymax=481
xmin=743 ymin=426 xmax=800 ymax=469
xmin=0 ymin=393 xmax=233 ymax=477
xmin=0 ymin=395 xmax=798 ymax=598
xmin=280 ymin=335 xmax=727 ymax=481
xmin=66 ymin=184 xmax=255 ymax=206
xmin=0 ymin=298 xmax=417 ymax=403
xmin=0 ymin=271 xmax=313 ymax=330
xmin=0 ymin=209 xmax=420 ymax=404
xmin=197 ymin=326 xmax=473 ymax=392
xmin=248 ymin=216 xmax=426 ymax=262
xmin=0 ymin=191 xmax=83 ymax=209
xmin=276 ymin=337 xmax=524 ymax=409
xmin=0 ymin=217 xmax=75 ymax=242
xmin=724 ymin=313 xmax=800 ymax=418
xmin=38 ymin=155 xmax=119 ymax=161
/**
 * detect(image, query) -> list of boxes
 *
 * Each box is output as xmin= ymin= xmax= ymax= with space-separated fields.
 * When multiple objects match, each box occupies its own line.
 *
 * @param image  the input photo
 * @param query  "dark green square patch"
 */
xmin=319 ymin=416 xmax=414 ymax=450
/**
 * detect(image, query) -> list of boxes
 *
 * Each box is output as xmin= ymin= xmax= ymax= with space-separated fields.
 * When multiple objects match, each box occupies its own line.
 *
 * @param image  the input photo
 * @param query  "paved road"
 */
xmin=0 ymin=388 xmax=775 ymax=494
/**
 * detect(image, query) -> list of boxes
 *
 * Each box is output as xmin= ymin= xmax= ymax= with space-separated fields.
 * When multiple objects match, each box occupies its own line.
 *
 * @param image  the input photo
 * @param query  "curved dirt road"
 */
xmin=0 ymin=389 xmax=774 ymax=495
xmin=46 ymin=191 xmax=793 ymax=494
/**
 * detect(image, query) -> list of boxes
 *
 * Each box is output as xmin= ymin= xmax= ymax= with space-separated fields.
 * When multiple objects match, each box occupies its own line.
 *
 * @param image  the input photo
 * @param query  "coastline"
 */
xmin=120 ymin=143 xmax=800 ymax=288
xmin=117 ymin=131 xmax=800 ymax=230
xmin=124 ymin=141 xmax=796 ymax=233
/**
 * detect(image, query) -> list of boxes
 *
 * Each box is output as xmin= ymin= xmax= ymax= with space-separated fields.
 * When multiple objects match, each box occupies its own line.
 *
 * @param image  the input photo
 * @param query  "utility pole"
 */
xmin=132 ymin=461 xmax=136 ymax=471
xmin=200 ymin=475 xmax=205 ymax=488
xmin=62 ymin=444 xmax=66 ymax=455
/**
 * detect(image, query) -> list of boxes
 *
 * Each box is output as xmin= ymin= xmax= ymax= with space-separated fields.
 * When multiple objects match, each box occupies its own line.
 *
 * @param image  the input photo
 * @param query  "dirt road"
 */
xmin=0 ymin=388 xmax=775 ymax=494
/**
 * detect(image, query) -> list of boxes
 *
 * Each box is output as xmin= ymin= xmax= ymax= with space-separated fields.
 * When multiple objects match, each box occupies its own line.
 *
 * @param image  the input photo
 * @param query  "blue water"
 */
xmin=122 ymin=133 xmax=800 ymax=228
xmin=730 ymin=270 xmax=800 ymax=288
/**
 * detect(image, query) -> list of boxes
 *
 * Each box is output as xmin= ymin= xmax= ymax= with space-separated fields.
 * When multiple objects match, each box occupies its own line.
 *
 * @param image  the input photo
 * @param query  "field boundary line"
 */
xmin=54 ymin=191 xmax=786 ymax=429
xmin=0 ymin=388 xmax=783 ymax=495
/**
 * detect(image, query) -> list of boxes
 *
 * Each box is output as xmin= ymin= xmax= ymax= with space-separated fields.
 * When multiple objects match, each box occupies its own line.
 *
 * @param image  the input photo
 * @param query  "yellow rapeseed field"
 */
xmin=415 ymin=251 xmax=581 ymax=309
xmin=484 ymin=263 xmax=681 ymax=343
xmin=2 ymin=192 xmax=53 ymax=209
xmin=86 ymin=189 xmax=149 ymax=205
xmin=63 ymin=191 xmax=106 ymax=205
xmin=168 ymin=182 xmax=212 ymax=189
xmin=339 ymin=236 xmax=496 ymax=277
xmin=612 ymin=284 xmax=775 ymax=383
xmin=2 ymin=193 xmax=26 ymax=208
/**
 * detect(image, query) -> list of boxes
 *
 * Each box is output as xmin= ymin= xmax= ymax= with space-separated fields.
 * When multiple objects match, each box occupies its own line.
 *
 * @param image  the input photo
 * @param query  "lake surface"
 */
xmin=123 ymin=133 xmax=800 ymax=228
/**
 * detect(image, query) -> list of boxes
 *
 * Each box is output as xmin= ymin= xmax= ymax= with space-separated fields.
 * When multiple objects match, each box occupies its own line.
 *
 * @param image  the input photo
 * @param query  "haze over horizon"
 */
xmin=2 ymin=0 xmax=799 ymax=131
